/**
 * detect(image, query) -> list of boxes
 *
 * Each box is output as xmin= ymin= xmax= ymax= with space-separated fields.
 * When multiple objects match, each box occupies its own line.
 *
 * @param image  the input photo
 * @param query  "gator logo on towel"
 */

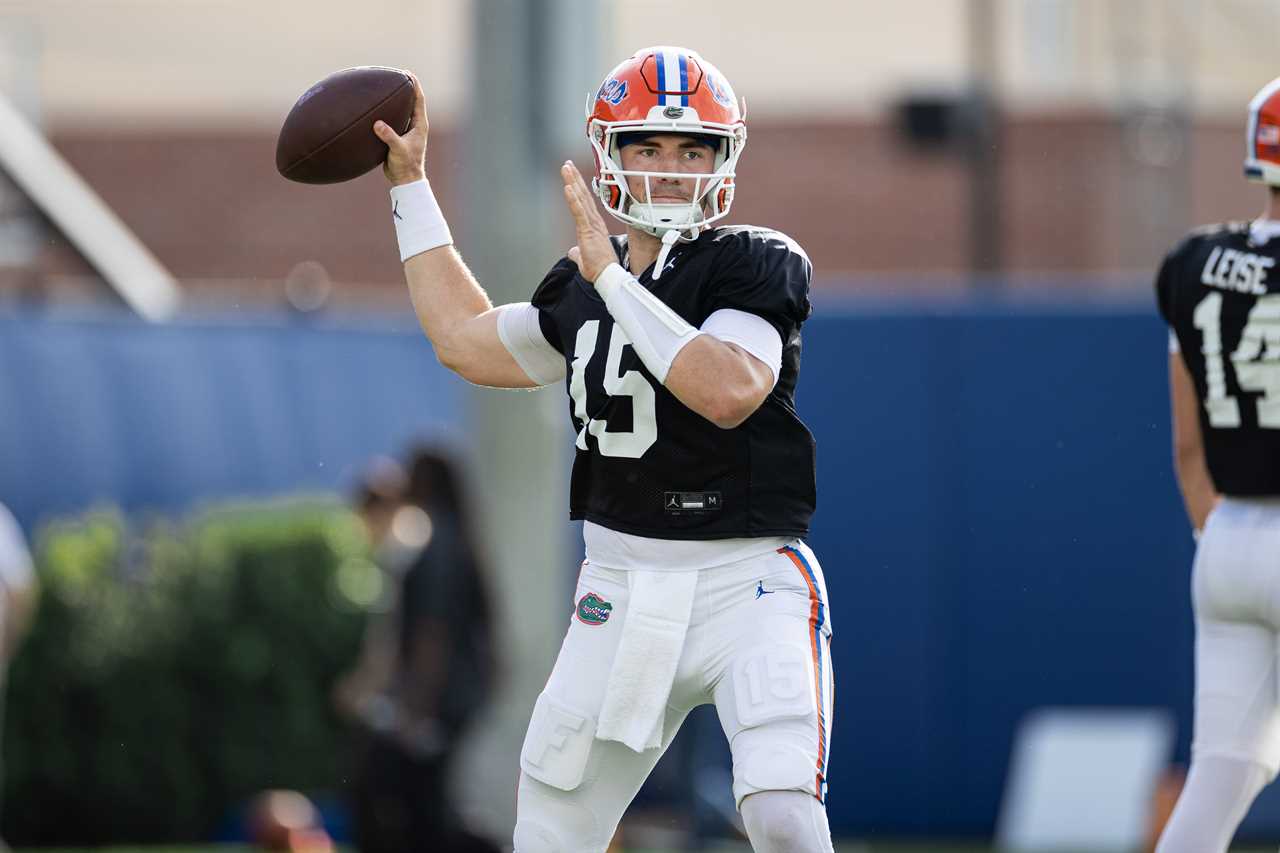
xmin=576 ymin=592 xmax=613 ymax=625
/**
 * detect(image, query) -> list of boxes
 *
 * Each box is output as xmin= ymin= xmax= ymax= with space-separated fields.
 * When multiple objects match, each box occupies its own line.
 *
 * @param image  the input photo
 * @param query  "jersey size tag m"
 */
xmin=664 ymin=491 xmax=722 ymax=513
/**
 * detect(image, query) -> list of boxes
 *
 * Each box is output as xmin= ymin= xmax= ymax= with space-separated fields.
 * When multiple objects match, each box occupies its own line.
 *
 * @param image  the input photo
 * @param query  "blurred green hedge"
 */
xmin=2 ymin=500 xmax=380 ymax=846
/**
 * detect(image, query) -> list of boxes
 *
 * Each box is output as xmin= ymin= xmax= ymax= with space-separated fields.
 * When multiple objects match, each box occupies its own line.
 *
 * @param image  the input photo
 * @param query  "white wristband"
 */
xmin=390 ymin=179 xmax=453 ymax=262
xmin=595 ymin=263 xmax=701 ymax=384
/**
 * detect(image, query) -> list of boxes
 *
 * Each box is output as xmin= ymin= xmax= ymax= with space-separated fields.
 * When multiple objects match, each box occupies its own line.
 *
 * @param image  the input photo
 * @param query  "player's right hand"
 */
xmin=374 ymin=71 xmax=428 ymax=186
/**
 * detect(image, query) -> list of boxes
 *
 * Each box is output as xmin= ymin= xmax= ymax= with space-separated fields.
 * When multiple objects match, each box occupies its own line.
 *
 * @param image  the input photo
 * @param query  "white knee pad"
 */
xmin=729 ymin=642 xmax=824 ymax=805
xmin=734 ymin=739 xmax=818 ymax=804
xmin=740 ymin=790 xmax=835 ymax=853
xmin=520 ymin=692 xmax=596 ymax=791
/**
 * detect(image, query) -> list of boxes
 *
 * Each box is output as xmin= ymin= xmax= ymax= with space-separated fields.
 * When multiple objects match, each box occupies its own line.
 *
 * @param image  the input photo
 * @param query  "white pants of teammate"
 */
xmin=1157 ymin=497 xmax=1280 ymax=853
xmin=514 ymin=541 xmax=834 ymax=853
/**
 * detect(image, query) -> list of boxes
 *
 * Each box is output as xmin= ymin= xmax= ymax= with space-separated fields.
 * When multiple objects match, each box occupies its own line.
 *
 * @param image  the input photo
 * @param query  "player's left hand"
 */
xmin=561 ymin=161 xmax=616 ymax=283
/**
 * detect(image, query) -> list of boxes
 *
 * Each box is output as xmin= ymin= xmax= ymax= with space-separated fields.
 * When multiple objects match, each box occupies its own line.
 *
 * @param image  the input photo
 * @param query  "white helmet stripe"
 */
xmin=662 ymin=51 xmax=683 ymax=107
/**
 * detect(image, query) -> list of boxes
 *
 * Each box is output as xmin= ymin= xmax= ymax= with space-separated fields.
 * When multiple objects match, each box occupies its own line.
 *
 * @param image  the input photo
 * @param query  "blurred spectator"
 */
xmin=334 ymin=456 xmax=411 ymax=726
xmin=338 ymin=449 xmax=499 ymax=853
xmin=0 ymin=504 xmax=36 ymax=851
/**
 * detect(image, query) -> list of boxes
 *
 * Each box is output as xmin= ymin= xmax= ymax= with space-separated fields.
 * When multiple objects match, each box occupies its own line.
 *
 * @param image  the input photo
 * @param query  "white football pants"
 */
xmin=1156 ymin=497 xmax=1280 ymax=853
xmin=513 ymin=541 xmax=834 ymax=853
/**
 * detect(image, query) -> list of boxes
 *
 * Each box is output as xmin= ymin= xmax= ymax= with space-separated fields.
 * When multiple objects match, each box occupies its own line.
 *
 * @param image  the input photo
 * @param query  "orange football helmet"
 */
xmin=1245 ymin=76 xmax=1280 ymax=185
xmin=586 ymin=46 xmax=746 ymax=238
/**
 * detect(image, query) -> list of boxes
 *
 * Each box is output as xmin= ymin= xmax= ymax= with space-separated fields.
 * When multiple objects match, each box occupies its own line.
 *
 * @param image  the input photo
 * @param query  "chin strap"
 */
xmin=650 ymin=228 xmax=684 ymax=281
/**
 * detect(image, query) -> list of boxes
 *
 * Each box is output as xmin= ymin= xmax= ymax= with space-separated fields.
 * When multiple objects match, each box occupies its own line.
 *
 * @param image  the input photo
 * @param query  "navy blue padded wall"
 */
xmin=0 ymin=313 xmax=461 ymax=530
xmin=798 ymin=305 xmax=1196 ymax=836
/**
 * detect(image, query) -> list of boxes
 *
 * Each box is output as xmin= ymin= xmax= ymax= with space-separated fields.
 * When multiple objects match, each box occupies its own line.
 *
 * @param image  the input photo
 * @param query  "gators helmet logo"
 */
xmin=705 ymin=72 xmax=734 ymax=107
xmin=598 ymin=78 xmax=629 ymax=107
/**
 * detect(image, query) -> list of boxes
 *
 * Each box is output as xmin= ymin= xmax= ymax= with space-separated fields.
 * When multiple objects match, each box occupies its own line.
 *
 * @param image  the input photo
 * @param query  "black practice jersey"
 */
xmin=1156 ymin=221 xmax=1280 ymax=495
xmin=531 ymin=225 xmax=816 ymax=539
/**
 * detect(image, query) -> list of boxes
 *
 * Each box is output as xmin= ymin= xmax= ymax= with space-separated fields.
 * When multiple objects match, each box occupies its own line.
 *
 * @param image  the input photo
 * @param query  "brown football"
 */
xmin=276 ymin=66 xmax=414 ymax=184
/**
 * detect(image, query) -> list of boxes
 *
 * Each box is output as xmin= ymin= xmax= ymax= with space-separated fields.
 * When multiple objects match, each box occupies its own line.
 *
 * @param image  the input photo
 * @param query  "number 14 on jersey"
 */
xmin=1192 ymin=291 xmax=1280 ymax=428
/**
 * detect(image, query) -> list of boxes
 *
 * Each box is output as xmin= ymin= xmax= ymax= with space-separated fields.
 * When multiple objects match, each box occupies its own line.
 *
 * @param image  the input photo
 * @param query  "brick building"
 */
xmin=1 ymin=0 xmax=1277 ymax=307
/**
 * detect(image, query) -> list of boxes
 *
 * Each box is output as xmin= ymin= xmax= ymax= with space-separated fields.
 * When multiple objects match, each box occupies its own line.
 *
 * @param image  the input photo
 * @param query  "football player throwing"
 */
xmin=1154 ymin=76 xmax=1280 ymax=853
xmin=374 ymin=47 xmax=834 ymax=853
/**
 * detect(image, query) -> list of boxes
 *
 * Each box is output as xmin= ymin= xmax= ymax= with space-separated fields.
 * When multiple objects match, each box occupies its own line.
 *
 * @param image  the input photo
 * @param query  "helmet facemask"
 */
xmin=588 ymin=109 xmax=746 ymax=240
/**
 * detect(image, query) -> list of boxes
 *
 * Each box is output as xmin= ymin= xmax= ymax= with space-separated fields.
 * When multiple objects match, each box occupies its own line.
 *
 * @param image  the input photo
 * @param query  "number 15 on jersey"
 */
xmin=569 ymin=321 xmax=659 ymax=458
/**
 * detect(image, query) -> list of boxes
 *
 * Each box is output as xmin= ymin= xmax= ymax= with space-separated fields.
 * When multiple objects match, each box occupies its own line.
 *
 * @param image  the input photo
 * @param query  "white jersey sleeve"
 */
xmin=496 ymin=302 xmax=567 ymax=386
xmin=701 ymin=308 xmax=784 ymax=388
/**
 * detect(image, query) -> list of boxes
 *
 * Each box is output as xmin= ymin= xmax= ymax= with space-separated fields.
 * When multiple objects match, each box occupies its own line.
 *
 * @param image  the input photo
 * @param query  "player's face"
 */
xmin=618 ymin=134 xmax=716 ymax=203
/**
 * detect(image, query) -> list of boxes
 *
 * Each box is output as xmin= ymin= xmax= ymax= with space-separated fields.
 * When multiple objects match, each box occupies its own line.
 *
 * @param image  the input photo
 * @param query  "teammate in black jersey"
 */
xmin=1154 ymin=76 xmax=1280 ymax=853
xmin=373 ymin=47 xmax=834 ymax=853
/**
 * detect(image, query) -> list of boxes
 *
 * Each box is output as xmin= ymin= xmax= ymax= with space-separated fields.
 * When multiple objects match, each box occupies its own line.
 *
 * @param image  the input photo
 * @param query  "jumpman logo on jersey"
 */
xmin=755 ymin=581 xmax=774 ymax=599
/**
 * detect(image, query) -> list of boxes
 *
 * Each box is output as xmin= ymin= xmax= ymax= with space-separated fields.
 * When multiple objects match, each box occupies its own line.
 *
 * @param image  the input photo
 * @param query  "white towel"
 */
xmin=595 ymin=570 xmax=698 ymax=752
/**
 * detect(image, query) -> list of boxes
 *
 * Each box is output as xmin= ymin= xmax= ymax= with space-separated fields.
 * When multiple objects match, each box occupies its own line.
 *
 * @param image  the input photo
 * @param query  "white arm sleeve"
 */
xmin=595 ymin=263 xmax=702 ymax=384
xmin=701 ymin=308 xmax=783 ymax=388
xmin=1169 ymin=329 xmax=1180 ymax=354
xmin=495 ymin=303 xmax=567 ymax=386
xmin=0 ymin=505 xmax=33 ymax=594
